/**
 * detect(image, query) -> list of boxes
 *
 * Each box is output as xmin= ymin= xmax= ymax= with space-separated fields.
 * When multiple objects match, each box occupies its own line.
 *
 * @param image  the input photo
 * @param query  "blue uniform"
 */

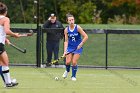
xmin=67 ymin=24 xmax=83 ymax=54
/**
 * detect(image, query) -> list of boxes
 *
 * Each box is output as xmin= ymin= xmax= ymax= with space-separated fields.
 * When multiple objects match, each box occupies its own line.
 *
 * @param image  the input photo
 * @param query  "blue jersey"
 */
xmin=67 ymin=24 xmax=83 ymax=54
xmin=67 ymin=24 xmax=82 ymax=49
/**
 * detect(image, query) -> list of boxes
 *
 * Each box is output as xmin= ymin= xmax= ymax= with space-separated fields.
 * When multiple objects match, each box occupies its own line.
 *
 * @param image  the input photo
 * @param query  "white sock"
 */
xmin=2 ymin=66 xmax=11 ymax=84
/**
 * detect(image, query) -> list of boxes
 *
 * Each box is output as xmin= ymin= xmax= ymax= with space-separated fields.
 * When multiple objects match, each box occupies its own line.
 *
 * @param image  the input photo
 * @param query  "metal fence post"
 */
xmin=105 ymin=30 xmax=108 ymax=69
xmin=36 ymin=0 xmax=41 ymax=67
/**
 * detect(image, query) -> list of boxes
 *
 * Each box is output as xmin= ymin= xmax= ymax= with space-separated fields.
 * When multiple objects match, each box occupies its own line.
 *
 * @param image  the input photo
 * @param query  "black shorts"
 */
xmin=0 ymin=43 xmax=5 ymax=55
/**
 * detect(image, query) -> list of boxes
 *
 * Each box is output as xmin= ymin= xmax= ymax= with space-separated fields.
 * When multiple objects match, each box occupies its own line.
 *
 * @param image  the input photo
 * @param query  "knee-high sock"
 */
xmin=66 ymin=65 xmax=70 ymax=72
xmin=2 ymin=66 xmax=11 ymax=84
xmin=0 ymin=66 xmax=5 ymax=83
xmin=72 ymin=65 xmax=78 ymax=77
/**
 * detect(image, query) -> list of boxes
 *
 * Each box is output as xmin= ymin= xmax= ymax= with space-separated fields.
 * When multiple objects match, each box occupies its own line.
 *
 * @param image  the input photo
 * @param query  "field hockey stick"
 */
xmin=9 ymin=43 xmax=26 ymax=53
xmin=50 ymin=49 xmax=77 ymax=64
xmin=7 ymin=30 xmax=34 ymax=37
xmin=19 ymin=30 xmax=34 ymax=37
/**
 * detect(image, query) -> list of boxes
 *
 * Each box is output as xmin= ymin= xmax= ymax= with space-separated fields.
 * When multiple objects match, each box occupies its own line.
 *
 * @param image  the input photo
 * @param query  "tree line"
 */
xmin=1 ymin=0 xmax=140 ymax=24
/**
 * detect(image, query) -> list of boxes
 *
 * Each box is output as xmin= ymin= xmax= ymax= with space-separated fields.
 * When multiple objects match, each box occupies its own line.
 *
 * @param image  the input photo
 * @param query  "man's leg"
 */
xmin=46 ymin=41 xmax=53 ymax=66
xmin=53 ymin=42 xmax=59 ymax=65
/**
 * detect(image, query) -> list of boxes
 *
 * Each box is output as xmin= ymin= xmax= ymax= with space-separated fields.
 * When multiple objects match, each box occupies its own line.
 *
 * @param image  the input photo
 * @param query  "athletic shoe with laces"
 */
xmin=71 ymin=77 xmax=76 ymax=81
xmin=5 ymin=82 xmax=18 ymax=88
xmin=62 ymin=71 xmax=68 ymax=78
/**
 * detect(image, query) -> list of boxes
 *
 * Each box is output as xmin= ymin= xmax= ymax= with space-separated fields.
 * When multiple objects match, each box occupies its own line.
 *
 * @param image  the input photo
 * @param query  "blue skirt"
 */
xmin=67 ymin=47 xmax=83 ymax=55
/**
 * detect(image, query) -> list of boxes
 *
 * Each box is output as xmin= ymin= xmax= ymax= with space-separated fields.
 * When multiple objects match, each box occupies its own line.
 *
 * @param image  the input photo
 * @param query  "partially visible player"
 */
xmin=62 ymin=14 xmax=88 ymax=81
xmin=0 ymin=2 xmax=20 ymax=87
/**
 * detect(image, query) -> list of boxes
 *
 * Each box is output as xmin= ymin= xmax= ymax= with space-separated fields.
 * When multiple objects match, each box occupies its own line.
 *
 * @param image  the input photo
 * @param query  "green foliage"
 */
xmin=92 ymin=9 xmax=102 ymax=24
xmin=78 ymin=2 xmax=96 ymax=23
xmin=1 ymin=0 xmax=34 ymax=23
xmin=0 ymin=0 xmax=140 ymax=24
xmin=108 ymin=15 xmax=126 ymax=24
xmin=59 ymin=0 xmax=78 ymax=23
xmin=97 ymin=0 xmax=140 ymax=24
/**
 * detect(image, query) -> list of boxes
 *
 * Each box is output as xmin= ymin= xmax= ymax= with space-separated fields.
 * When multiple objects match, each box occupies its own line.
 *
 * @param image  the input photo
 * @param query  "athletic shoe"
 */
xmin=5 ymin=82 xmax=18 ymax=88
xmin=71 ymin=77 xmax=76 ymax=81
xmin=62 ymin=71 xmax=68 ymax=78
xmin=45 ymin=62 xmax=51 ymax=67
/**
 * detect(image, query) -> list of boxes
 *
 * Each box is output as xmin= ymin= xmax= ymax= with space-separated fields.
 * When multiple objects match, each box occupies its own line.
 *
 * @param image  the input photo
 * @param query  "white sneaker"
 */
xmin=4 ymin=78 xmax=18 ymax=88
xmin=62 ymin=71 xmax=68 ymax=78
xmin=71 ymin=77 xmax=76 ymax=81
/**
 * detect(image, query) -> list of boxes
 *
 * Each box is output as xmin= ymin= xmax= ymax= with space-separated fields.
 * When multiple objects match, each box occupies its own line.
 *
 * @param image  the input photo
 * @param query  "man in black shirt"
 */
xmin=43 ymin=13 xmax=64 ymax=67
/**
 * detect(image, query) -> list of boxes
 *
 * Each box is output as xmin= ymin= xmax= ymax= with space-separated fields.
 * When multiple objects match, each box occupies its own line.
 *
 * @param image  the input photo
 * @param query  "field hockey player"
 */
xmin=62 ymin=14 xmax=88 ymax=81
xmin=0 ymin=2 xmax=20 ymax=88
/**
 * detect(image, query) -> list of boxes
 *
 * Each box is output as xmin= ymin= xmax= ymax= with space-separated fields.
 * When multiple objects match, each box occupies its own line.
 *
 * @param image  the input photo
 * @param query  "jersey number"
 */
xmin=72 ymin=37 xmax=76 ymax=42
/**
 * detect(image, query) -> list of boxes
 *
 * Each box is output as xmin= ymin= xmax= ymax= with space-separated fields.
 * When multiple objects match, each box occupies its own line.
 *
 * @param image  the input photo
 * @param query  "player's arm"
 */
xmin=63 ymin=27 xmax=68 ymax=56
xmin=77 ymin=25 xmax=88 ymax=49
xmin=4 ymin=17 xmax=20 ymax=38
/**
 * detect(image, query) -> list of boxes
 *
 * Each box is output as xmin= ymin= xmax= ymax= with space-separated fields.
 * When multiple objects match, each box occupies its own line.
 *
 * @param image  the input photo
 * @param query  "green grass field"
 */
xmin=0 ymin=67 xmax=140 ymax=93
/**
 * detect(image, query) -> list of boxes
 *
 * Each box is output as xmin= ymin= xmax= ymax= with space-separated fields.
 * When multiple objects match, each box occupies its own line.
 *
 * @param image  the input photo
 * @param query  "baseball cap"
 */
xmin=50 ymin=13 xmax=56 ymax=19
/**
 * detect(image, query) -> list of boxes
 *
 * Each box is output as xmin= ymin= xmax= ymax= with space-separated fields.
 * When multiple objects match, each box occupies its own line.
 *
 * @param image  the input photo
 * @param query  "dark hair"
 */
xmin=0 ymin=2 xmax=7 ymax=14
xmin=66 ymin=13 xmax=74 ymax=21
